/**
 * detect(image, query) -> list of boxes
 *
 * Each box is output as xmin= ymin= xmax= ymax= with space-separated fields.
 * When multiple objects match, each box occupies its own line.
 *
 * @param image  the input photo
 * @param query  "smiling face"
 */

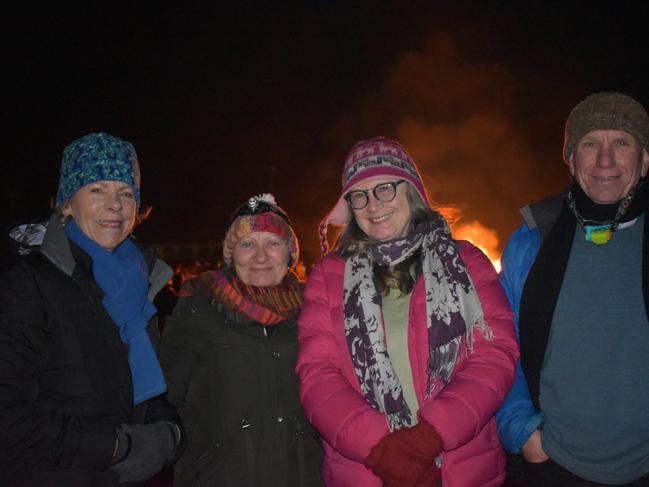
xmin=63 ymin=180 xmax=137 ymax=251
xmin=233 ymin=231 xmax=290 ymax=287
xmin=350 ymin=176 xmax=413 ymax=242
xmin=569 ymin=129 xmax=649 ymax=204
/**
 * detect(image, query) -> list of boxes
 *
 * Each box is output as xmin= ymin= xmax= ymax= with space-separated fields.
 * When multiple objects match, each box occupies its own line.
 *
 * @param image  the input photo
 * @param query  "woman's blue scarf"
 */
xmin=65 ymin=220 xmax=167 ymax=405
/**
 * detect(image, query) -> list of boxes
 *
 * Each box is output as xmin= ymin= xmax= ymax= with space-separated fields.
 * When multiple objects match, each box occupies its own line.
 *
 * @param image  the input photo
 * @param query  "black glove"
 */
xmin=110 ymin=421 xmax=180 ymax=483
xmin=142 ymin=393 xmax=186 ymax=464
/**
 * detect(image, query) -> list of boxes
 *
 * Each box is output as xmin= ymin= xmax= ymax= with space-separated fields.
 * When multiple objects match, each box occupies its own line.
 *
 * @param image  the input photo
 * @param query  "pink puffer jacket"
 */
xmin=296 ymin=241 xmax=518 ymax=487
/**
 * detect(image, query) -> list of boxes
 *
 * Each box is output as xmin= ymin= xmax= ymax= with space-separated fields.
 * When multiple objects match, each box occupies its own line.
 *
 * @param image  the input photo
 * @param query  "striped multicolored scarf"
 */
xmin=179 ymin=270 xmax=303 ymax=325
xmin=343 ymin=216 xmax=492 ymax=430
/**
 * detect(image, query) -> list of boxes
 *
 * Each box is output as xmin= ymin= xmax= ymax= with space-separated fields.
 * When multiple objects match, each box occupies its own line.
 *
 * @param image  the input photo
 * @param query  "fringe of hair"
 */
xmin=334 ymin=184 xmax=443 ymax=295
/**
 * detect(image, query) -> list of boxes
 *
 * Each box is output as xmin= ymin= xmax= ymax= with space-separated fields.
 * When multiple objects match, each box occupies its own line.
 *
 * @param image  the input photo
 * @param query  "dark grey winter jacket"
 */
xmin=160 ymin=275 xmax=323 ymax=487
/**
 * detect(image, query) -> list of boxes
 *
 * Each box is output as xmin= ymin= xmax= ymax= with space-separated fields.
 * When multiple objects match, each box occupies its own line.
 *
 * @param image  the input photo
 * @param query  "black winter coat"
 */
xmin=160 ymin=276 xmax=323 ymax=487
xmin=0 ymin=215 xmax=178 ymax=486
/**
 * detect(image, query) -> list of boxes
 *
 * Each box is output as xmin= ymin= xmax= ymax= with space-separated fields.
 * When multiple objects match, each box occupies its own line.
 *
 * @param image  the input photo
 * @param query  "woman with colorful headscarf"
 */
xmin=296 ymin=137 xmax=519 ymax=487
xmin=0 ymin=132 xmax=183 ymax=486
xmin=160 ymin=194 xmax=323 ymax=487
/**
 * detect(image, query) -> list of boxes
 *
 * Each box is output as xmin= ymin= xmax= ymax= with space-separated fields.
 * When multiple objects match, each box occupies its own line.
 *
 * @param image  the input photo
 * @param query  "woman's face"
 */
xmin=233 ymin=231 xmax=290 ymax=286
xmin=63 ymin=180 xmax=137 ymax=251
xmin=350 ymin=177 xmax=413 ymax=242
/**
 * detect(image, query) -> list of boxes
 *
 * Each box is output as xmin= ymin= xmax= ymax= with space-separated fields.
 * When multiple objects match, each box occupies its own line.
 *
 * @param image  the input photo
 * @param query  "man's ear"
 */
xmin=568 ymin=153 xmax=576 ymax=176
xmin=641 ymin=149 xmax=649 ymax=178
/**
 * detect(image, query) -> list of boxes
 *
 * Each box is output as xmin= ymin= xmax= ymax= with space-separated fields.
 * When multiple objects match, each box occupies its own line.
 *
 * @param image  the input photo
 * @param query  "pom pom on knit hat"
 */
xmin=222 ymin=194 xmax=299 ymax=268
xmin=563 ymin=92 xmax=649 ymax=162
xmin=56 ymin=132 xmax=141 ymax=208
xmin=318 ymin=136 xmax=431 ymax=255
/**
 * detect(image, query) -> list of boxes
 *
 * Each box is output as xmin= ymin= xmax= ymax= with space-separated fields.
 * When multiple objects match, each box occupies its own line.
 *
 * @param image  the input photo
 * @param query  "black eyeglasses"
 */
xmin=344 ymin=180 xmax=406 ymax=210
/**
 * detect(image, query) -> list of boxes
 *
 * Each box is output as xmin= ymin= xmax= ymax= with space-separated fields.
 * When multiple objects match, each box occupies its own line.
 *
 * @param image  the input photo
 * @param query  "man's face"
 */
xmin=569 ymin=129 xmax=649 ymax=204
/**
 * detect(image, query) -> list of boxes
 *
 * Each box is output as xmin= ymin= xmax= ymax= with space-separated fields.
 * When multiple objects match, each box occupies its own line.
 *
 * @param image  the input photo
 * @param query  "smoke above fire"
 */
xmin=294 ymin=32 xmax=568 ymax=268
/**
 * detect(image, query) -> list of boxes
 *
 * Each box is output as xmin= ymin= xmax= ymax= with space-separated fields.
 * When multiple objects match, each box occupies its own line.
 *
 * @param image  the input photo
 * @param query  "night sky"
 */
xmin=5 ymin=2 xmax=649 ymax=267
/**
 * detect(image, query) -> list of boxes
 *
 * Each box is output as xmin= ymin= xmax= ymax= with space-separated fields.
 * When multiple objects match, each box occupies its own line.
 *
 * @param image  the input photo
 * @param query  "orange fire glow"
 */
xmin=453 ymin=220 xmax=501 ymax=273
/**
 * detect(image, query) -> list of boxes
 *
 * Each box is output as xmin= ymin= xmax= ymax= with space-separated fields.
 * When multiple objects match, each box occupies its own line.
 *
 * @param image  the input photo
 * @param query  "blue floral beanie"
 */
xmin=56 ymin=132 xmax=141 ymax=208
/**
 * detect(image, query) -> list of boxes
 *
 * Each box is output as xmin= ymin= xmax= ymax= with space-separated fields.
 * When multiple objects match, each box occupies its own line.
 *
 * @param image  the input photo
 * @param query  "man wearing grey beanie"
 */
xmin=496 ymin=92 xmax=649 ymax=486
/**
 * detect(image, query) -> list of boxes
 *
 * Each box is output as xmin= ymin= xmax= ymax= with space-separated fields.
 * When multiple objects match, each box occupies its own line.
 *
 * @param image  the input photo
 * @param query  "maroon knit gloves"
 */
xmin=364 ymin=420 xmax=442 ymax=487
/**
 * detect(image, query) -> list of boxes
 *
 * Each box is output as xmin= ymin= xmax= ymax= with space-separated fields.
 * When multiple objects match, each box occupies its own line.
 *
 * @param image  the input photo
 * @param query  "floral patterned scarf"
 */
xmin=343 ymin=215 xmax=492 ymax=430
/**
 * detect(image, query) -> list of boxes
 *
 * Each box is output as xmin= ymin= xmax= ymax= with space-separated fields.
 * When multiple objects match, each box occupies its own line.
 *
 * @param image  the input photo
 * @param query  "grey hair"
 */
xmin=333 ymin=183 xmax=443 ymax=296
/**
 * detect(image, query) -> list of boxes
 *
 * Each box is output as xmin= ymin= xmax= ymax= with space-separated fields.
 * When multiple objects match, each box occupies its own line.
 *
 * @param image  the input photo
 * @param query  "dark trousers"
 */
xmin=524 ymin=458 xmax=649 ymax=487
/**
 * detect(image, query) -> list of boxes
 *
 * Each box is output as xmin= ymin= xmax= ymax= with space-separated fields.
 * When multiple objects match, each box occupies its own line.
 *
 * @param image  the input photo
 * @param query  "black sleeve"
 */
xmin=143 ymin=312 xmax=186 ymax=462
xmin=158 ymin=296 xmax=197 ymax=414
xmin=0 ymin=259 xmax=116 ymax=470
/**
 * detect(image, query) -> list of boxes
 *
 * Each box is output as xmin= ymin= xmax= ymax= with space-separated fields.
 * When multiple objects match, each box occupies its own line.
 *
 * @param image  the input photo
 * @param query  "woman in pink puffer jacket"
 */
xmin=296 ymin=137 xmax=518 ymax=487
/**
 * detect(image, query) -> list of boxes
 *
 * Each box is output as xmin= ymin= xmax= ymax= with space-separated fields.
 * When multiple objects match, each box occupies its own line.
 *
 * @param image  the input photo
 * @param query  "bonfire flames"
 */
xmin=453 ymin=220 xmax=502 ymax=273
xmin=162 ymin=218 xmax=503 ymax=291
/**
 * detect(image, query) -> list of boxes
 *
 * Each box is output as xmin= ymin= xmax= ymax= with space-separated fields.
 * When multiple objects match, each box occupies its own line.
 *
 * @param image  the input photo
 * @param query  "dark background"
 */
xmin=5 ymin=2 xmax=649 ymax=268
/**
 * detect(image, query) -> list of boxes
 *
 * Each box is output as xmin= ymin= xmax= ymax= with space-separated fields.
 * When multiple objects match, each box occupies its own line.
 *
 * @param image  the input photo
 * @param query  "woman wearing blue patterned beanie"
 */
xmin=0 ymin=132 xmax=184 ymax=486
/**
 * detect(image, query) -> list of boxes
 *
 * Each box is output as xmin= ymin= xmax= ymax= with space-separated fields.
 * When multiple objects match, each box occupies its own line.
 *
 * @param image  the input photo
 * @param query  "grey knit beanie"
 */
xmin=563 ymin=92 xmax=649 ymax=162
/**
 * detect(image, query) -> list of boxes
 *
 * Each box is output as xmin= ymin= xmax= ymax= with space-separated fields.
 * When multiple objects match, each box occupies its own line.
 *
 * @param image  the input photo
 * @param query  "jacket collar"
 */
xmin=39 ymin=212 xmax=172 ymax=298
xmin=148 ymin=258 xmax=173 ymax=300
xmin=41 ymin=212 xmax=76 ymax=276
